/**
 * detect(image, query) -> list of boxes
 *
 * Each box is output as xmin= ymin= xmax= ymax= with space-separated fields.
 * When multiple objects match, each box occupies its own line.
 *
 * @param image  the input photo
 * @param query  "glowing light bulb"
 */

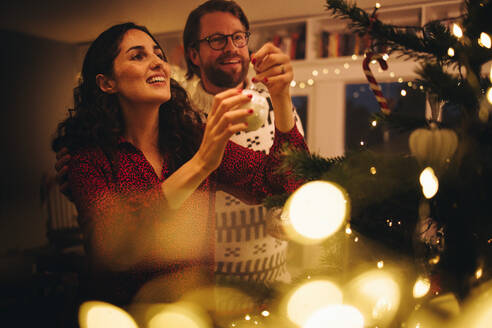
xmin=352 ymin=54 xmax=358 ymax=60
xmin=413 ymin=277 xmax=431 ymax=298
xmin=261 ymin=311 xmax=270 ymax=317
xmin=282 ymin=181 xmax=349 ymax=243
xmin=401 ymin=89 xmax=407 ymax=96
xmin=448 ymin=47 xmax=455 ymax=57
xmin=304 ymin=305 xmax=364 ymax=328
xmin=146 ymin=302 xmax=211 ymax=328
xmin=307 ymin=79 xmax=314 ymax=86
xmin=323 ymin=68 xmax=329 ymax=74
xmin=360 ymin=140 xmax=365 ymax=146
xmin=377 ymin=261 xmax=384 ymax=269
xmin=487 ymin=87 xmax=492 ymax=104
xmin=398 ymin=77 xmax=404 ymax=83
xmin=245 ymin=315 xmax=251 ymax=321
xmin=334 ymin=68 xmax=341 ymax=75
xmin=420 ymin=167 xmax=439 ymax=199
xmin=344 ymin=63 xmax=350 ymax=69
xmin=390 ymin=72 xmax=395 ymax=78
xmin=382 ymin=53 xmax=389 ymax=61
xmin=79 ymin=301 xmax=138 ymax=328
xmin=299 ymin=82 xmax=306 ymax=89
xmin=371 ymin=120 xmax=378 ymax=127
xmin=345 ymin=270 xmax=400 ymax=326
xmin=479 ymin=32 xmax=491 ymax=48
xmin=375 ymin=2 xmax=381 ymax=9
xmin=407 ymin=81 xmax=413 ymax=87
xmin=290 ymin=80 xmax=297 ymax=87
xmin=312 ymin=70 xmax=319 ymax=76
xmin=476 ymin=268 xmax=483 ymax=280
xmin=285 ymin=280 xmax=343 ymax=326
xmin=370 ymin=166 xmax=377 ymax=175
xmin=452 ymin=24 xmax=463 ymax=38
xmin=346 ymin=225 xmax=353 ymax=235
xmin=489 ymin=66 xmax=492 ymax=82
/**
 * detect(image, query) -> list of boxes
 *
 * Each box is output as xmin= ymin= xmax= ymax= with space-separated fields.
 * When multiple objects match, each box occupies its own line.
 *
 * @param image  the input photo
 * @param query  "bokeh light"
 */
xmin=345 ymin=270 xmax=401 ymax=327
xmin=282 ymin=181 xmax=349 ymax=244
xmin=147 ymin=302 xmax=210 ymax=328
xmin=285 ymin=279 xmax=343 ymax=326
xmin=303 ymin=305 xmax=364 ymax=328
xmin=420 ymin=167 xmax=439 ymax=199
xmin=79 ymin=301 xmax=138 ymax=328
xmin=413 ymin=276 xmax=431 ymax=298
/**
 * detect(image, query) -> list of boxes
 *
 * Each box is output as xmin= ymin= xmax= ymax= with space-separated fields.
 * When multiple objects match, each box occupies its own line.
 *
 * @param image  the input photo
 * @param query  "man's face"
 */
xmin=193 ymin=11 xmax=250 ymax=91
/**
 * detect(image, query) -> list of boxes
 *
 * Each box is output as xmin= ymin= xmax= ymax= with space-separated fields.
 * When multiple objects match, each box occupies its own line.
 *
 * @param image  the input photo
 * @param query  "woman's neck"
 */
xmin=121 ymin=102 xmax=160 ymax=151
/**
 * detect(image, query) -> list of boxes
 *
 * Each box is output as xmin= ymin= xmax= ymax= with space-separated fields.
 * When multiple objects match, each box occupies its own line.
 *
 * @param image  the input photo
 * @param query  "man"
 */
xmin=55 ymin=0 xmax=305 ymax=284
xmin=178 ymin=0 xmax=304 ymax=283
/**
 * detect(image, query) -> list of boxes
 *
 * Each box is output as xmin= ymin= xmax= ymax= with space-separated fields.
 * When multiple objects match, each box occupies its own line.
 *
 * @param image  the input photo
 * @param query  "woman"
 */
xmin=52 ymin=22 xmax=307 ymax=305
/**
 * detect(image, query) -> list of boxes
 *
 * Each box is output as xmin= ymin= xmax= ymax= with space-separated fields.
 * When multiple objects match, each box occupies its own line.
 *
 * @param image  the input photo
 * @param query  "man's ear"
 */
xmin=96 ymin=74 xmax=117 ymax=94
xmin=188 ymin=47 xmax=201 ymax=67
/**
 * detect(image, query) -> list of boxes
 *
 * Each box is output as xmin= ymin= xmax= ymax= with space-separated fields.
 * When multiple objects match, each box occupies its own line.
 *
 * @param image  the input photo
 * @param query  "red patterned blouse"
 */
xmin=68 ymin=125 xmax=307 ymax=303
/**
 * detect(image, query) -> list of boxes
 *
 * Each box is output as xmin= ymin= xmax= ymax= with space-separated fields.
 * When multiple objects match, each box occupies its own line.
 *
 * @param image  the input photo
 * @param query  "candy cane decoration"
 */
xmin=363 ymin=52 xmax=391 ymax=115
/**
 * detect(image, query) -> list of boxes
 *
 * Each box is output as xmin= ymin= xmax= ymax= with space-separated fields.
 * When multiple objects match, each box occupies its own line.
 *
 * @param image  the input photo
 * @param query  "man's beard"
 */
xmin=202 ymin=54 xmax=249 ymax=88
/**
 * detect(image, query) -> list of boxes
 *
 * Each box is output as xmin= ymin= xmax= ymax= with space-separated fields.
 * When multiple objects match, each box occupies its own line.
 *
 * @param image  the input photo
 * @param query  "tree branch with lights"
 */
xmin=264 ymin=0 xmax=492 ymax=325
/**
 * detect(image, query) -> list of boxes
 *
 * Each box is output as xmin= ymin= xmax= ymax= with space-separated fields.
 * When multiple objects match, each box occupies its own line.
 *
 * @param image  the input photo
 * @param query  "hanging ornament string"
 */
xmin=362 ymin=52 xmax=391 ymax=115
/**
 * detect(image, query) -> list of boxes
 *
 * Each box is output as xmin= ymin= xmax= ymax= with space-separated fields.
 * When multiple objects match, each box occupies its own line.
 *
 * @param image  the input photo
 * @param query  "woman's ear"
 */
xmin=96 ymin=74 xmax=117 ymax=94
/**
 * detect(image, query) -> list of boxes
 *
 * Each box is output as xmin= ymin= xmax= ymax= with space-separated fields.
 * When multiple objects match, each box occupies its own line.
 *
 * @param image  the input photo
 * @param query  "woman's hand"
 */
xmin=194 ymin=88 xmax=254 ymax=173
xmin=251 ymin=43 xmax=294 ymax=132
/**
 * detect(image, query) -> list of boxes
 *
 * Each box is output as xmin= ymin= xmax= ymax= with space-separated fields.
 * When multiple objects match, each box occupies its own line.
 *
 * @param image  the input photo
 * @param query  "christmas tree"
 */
xmin=264 ymin=0 xmax=492 ymax=326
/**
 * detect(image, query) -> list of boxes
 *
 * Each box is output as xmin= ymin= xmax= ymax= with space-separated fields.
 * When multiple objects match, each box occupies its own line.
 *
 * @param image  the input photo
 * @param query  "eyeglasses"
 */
xmin=196 ymin=31 xmax=251 ymax=50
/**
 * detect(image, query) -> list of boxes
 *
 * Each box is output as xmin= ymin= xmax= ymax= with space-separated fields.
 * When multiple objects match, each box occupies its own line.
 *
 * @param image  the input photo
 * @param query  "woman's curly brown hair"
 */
xmin=52 ymin=22 xmax=203 ymax=171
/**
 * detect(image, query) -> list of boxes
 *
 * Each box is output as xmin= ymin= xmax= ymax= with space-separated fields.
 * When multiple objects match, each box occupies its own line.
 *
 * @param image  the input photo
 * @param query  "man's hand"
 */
xmin=251 ymin=43 xmax=294 ymax=132
xmin=55 ymin=147 xmax=73 ymax=200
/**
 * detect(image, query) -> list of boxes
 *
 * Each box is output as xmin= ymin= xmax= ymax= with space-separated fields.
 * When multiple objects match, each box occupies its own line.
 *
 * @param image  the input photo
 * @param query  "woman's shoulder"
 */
xmin=70 ymin=146 xmax=111 ymax=166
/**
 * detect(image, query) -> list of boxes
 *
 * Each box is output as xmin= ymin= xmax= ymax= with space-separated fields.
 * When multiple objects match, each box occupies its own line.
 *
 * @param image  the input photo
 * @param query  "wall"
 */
xmin=0 ymin=30 xmax=77 ymax=253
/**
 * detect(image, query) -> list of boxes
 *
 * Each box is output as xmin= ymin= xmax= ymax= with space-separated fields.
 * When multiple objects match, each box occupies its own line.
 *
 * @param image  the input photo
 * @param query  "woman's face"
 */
xmin=108 ymin=29 xmax=171 ymax=106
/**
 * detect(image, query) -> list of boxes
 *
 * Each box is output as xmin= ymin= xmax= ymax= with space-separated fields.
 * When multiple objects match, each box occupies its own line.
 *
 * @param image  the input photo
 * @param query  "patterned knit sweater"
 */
xmin=173 ymin=67 xmax=305 ymax=283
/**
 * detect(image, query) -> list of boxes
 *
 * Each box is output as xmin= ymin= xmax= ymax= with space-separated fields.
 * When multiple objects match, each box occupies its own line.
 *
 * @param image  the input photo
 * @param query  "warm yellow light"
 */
xmin=452 ymin=24 xmax=463 ymax=38
xmin=398 ymin=77 xmax=404 ymax=83
xmin=476 ymin=268 xmax=483 ymax=280
xmin=299 ymin=82 xmax=306 ymax=89
xmin=79 ymin=301 xmax=138 ymax=328
xmin=290 ymin=80 xmax=297 ymax=87
xmin=401 ymin=89 xmax=407 ymax=96
xmin=322 ymin=68 xmax=329 ymax=74
xmin=307 ymin=79 xmax=314 ymax=86
xmin=282 ymin=181 xmax=349 ymax=243
xmin=344 ymin=63 xmax=350 ymax=69
xmin=245 ymin=314 xmax=251 ymax=321
xmin=390 ymin=72 xmax=395 ymax=78
xmin=420 ymin=167 xmax=439 ymax=199
xmin=377 ymin=261 xmax=384 ymax=269
xmin=413 ymin=276 xmax=431 ymax=298
xmin=261 ymin=310 xmax=270 ymax=317
xmin=371 ymin=120 xmax=378 ymax=127
xmin=370 ymin=166 xmax=377 ymax=175
xmin=345 ymin=270 xmax=401 ymax=326
xmin=487 ymin=87 xmax=492 ymax=104
xmin=285 ymin=280 xmax=343 ymax=326
xmin=407 ymin=81 xmax=413 ymax=87
xmin=312 ymin=70 xmax=319 ymax=76
xmin=334 ymin=68 xmax=341 ymax=75
xmin=147 ymin=303 xmax=210 ymax=328
xmin=489 ymin=66 xmax=492 ymax=82
xmin=448 ymin=47 xmax=455 ymax=57
xmin=375 ymin=2 xmax=381 ymax=9
xmin=382 ymin=53 xmax=389 ymax=61
xmin=360 ymin=140 xmax=365 ymax=146
xmin=429 ymin=255 xmax=440 ymax=265
xmin=352 ymin=54 xmax=358 ymax=60
xmin=345 ymin=225 xmax=353 ymax=235
xmin=303 ymin=305 xmax=364 ymax=328
xmin=479 ymin=32 xmax=491 ymax=48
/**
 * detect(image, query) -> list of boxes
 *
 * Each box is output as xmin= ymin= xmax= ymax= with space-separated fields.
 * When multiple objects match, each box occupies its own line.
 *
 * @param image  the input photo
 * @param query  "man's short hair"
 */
xmin=183 ymin=0 xmax=250 ymax=79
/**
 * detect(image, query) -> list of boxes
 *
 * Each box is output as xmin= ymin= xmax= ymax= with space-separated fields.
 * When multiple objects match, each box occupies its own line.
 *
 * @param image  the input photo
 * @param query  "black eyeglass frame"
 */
xmin=195 ymin=31 xmax=251 ymax=50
